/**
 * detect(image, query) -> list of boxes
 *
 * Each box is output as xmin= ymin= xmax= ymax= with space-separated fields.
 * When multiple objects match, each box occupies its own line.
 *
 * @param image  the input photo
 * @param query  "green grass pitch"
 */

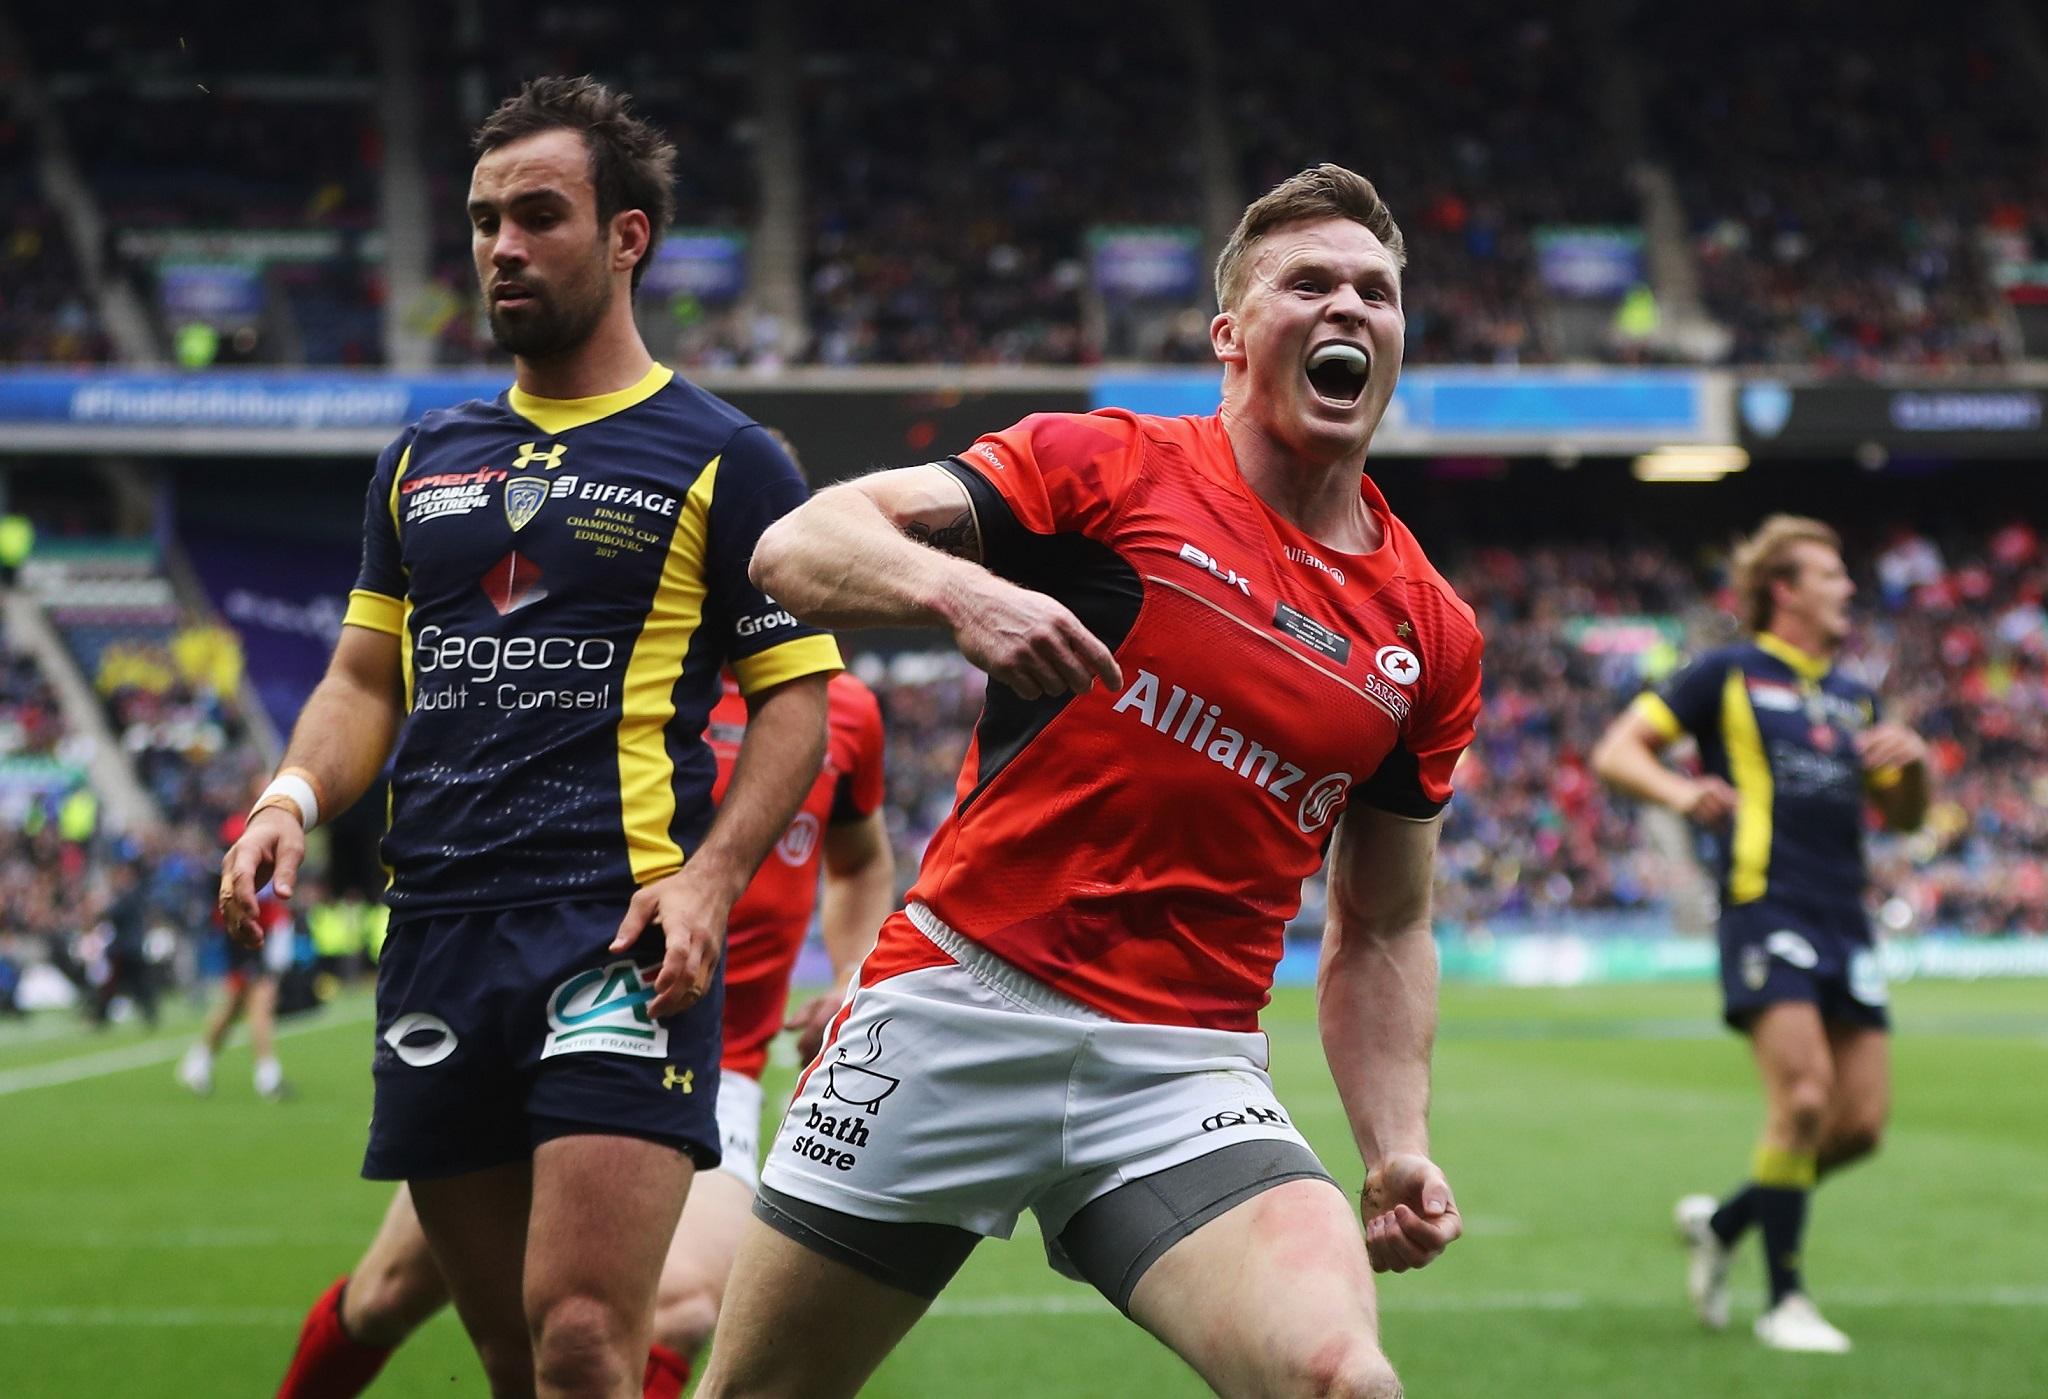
xmin=2 ymin=976 xmax=2043 ymax=1397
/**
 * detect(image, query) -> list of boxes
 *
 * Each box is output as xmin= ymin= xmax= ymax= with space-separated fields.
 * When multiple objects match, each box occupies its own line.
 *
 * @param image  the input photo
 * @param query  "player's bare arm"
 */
xmin=787 ymin=807 xmax=895 ymax=1062
xmin=750 ymin=465 xmax=1121 ymax=700
xmin=1319 ymin=804 xmax=1462 ymax=1275
xmin=1592 ymin=708 xmax=1737 ymax=826
xmin=613 ymin=672 xmax=831 ymax=1017
xmin=1859 ymin=720 xmax=1931 ymax=831
xmin=220 ymin=624 xmax=404 ymax=945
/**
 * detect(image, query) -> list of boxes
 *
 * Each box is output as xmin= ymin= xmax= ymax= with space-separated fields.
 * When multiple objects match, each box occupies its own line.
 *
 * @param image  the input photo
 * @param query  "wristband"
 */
xmin=252 ymin=768 xmax=322 ymax=830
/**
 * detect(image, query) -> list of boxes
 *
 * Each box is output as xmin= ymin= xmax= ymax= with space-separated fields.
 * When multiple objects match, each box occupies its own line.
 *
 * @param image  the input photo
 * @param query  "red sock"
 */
xmin=643 ymin=1342 xmax=692 ymax=1399
xmin=276 ymin=1276 xmax=394 ymax=1399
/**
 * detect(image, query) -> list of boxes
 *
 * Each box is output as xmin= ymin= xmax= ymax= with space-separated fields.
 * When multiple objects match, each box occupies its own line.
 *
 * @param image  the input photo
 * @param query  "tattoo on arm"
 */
xmin=903 ymin=511 xmax=979 ymax=560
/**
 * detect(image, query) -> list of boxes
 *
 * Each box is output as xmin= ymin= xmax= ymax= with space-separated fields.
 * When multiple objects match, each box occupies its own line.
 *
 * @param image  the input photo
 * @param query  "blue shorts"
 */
xmin=1718 ymin=897 xmax=1890 ymax=1033
xmin=362 ymin=900 xmax=723 ymax=1181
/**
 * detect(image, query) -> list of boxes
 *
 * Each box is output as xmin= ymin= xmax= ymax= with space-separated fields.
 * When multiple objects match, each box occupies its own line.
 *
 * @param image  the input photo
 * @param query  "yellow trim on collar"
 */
xmin=508 ymin=362 xmax=672 ymax=436
xmin=1755 ymin=631 xmax=1831 ymax=683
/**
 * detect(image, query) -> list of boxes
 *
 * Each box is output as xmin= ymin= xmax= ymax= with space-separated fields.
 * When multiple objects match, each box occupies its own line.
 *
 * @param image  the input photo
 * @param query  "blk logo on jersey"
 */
xmin=541 ymin=960 xmax=668 ymax=1060
xmin=1179 ymin=541 xmax=1252 ymax=598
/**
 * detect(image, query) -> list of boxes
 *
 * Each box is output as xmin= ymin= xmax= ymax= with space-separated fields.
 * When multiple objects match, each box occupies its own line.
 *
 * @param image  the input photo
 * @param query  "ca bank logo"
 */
xmin=505 ymin=476 xmax=548 ymax=532
xmin=1742 ymin=382 xmax=1793 ymax=438
xmin=541 ymin=959 xmax=669 ymax=1060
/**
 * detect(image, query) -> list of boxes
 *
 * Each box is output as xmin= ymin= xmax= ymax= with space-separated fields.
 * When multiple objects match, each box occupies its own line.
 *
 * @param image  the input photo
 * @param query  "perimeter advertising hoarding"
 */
xmin=1739 ymin=381 xmax=2048 ymax=457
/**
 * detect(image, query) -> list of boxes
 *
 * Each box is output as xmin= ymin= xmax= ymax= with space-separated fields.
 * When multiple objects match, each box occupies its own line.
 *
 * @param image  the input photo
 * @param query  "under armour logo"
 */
xmin=662 ymin=1066 xmax=694 ymax=1094
xmin=512 ymin=442 xmax=567 ymax=470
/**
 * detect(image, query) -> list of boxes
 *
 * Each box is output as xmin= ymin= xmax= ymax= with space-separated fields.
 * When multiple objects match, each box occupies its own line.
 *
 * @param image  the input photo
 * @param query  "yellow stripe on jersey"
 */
xmin=733 ymin=635 xmax=844 ymax=696
xmin=343 ymin=589 xmax=405 ymax=636
xmin=398 ymin=597 xmax=417 ymax=711
xmin=1721 ymin=666 xmax=1773 ymax=904
xmin=1629 ymin=691 xmax=1686 ymax=743
xmin=508 ymin=362 xmax=672 ymax=436
xmin=616 ymin=457 xmax=721 ymax=884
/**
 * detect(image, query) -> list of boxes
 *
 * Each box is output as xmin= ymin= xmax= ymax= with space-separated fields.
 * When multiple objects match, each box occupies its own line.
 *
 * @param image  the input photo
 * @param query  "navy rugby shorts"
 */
xmin=1718 ymin=896 xmax=1890 ymax=1033
xmin=362 ymin=900 xmax=723 ymax=1180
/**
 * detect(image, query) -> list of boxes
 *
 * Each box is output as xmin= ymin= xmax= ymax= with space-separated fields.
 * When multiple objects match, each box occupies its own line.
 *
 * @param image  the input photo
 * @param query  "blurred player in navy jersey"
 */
xmin=220 ymin=76 xmax=838 ymax=1397
xmin=700 ymin=164 xmax=1482 ymax=1399
xmin=1595 ymin=515 xmax=1929 ymax=1353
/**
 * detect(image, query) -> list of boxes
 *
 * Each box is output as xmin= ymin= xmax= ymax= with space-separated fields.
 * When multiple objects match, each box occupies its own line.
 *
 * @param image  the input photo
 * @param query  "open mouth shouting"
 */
xmin=1305 ymin=341 xmax=1371 ymax=409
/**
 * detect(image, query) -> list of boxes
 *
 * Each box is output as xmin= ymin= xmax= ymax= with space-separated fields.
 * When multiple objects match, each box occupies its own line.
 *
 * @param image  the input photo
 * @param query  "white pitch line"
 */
xmin=6 ymin=1286 xmax=2046 ymax=1329
xmin=0 ymin=1002 xmax=375 ymax=1098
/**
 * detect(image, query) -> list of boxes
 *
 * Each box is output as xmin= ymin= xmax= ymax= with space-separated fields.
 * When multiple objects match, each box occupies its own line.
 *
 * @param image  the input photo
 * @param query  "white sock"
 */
xmin=183 ymin=1044 xmax=213 ymax=1070
xmin=253 ymin=1057 xmax=283 ymax=1095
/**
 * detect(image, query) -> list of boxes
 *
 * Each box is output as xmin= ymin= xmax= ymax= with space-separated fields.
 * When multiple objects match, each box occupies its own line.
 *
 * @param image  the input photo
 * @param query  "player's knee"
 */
xmin=344 ymin=1257 xmax=445 ymax=1346
xmin=1777 ymin=1073 xmax=1834 ymax=1143
xmin=530 ymin=1292 xmax=634 ymax=1393
xmin=1280 ymin=1334 xmax=1401 ymax=1399
xmin=652 ymin=1272 xmax=722 ymax=1356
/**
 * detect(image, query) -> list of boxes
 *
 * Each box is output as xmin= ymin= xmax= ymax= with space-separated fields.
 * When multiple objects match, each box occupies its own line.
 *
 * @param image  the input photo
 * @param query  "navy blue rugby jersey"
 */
xmin=343 ymin=363 xmax=841 ymax=914
xmin=1631 ymin=632 xmax=1892 ymax=915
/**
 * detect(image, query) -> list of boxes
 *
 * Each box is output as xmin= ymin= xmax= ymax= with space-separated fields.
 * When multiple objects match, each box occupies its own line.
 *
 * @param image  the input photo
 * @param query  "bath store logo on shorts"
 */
xmin=541 ymin=959 xmax=669 ymax=1060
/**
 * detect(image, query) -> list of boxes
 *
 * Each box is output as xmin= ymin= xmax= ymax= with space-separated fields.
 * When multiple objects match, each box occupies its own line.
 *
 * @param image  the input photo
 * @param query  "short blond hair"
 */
xmin=1213 ymin=164 xmax=1407 ymax=311
xmin=1730 ymin=515 xmax=1841 ymax=635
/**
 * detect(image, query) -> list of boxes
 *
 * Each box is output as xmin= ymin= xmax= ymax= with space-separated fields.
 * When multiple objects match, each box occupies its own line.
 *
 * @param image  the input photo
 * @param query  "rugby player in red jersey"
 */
xmin=275 ymin=671 xmax=890 ymax=1399
xmin=700 ymin=165 xmax=1483 ymax=1399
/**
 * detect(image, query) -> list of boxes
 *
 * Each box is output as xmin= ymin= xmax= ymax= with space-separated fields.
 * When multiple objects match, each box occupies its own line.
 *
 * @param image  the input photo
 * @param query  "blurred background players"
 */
xmin=1594 ymin=515 xmax=1929 ymax=1352
xmin=273 ymin=669 xmax=891 ymax=1399
xmin=178 ymin=804 xmax=294 ymax=1098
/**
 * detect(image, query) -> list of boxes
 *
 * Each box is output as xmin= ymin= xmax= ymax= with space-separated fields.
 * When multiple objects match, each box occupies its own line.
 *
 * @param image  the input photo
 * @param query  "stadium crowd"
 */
xmin=7 ymin=1 xmax=2044 ymax=368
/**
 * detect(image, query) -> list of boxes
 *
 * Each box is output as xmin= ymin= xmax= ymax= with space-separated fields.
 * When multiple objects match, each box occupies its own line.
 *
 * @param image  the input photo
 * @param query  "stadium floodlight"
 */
xmin=1631 ymin=445 xmax=1751 ymax=482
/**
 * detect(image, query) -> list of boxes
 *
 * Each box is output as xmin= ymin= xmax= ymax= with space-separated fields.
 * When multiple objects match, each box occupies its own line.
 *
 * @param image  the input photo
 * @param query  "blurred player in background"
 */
xmin=274 ymin=669 xmax=891 ymax=1399
xmin=179 ymin=805 xmax=293 ymax=1097
xmin=705 ymin=164 xmax=1482 ymax=1399
xmin=1593 ymin=515 xmax=1929 ymax=1353
xmin=219 ymin=76 xmax=837 ymax=1398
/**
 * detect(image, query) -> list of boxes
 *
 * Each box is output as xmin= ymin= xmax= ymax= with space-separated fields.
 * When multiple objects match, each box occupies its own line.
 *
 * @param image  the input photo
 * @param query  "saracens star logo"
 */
xmin=1375 ymin=644 xmax=1421 ymax=686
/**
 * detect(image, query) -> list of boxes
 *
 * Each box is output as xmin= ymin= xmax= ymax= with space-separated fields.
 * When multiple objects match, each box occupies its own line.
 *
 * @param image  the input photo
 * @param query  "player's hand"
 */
xmin=950 ymin=576 xmax=1122 ymax=701
xmin=1361 ymin=1153 xmax=1462 ymax=1274
xmin=1856 ymin=722 xmax=1926 ymax=773
xmin=611 ymin=871 xmax=727 ymax=1018
xmin=218 ymin=807 xmax=304 ymax=948
xmin=785 ymin=979 xmax=852 ymax=1064
xmin=1681 ymin=776 xmax=1739 ymax=827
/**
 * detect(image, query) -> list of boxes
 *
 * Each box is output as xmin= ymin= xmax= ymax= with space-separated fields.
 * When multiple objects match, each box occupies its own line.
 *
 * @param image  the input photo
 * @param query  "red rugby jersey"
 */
xmin=902 ymin=409 xmax=1482 ymax=1031
xmin=712 ymin=670 xmax=886 ymax=1078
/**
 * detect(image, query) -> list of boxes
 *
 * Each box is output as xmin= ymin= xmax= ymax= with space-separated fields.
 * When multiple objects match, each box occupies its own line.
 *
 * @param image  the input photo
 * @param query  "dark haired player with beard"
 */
xmin=219 ymin=76 xmax=838 ymax=1398
xmin=698 ymin=165 xmax=1482 ymax=1399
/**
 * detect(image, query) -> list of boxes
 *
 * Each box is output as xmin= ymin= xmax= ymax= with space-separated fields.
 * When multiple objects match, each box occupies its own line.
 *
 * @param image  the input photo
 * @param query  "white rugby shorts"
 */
xmin=758 ymin=911 xmax=1320 ymax=1276
xmin=712 ymin=1069 xmax=765 ymax=1192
